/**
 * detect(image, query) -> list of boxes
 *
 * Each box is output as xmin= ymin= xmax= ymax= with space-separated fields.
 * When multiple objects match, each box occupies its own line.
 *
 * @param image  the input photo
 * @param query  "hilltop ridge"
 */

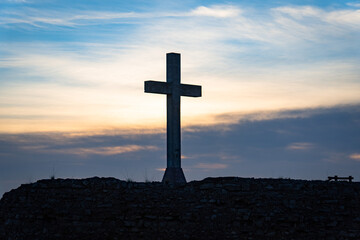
xmin=1 ymin=176 xmax=359 ymax=239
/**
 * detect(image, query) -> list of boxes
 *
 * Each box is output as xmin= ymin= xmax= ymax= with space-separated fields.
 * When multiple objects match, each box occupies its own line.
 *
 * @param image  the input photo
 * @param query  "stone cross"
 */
xmin=144 ymin=53 xmax=202 ymax=184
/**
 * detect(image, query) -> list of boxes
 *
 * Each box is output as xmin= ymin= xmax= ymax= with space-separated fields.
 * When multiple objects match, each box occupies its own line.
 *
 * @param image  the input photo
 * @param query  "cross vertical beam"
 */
xmin=144 ymin=52 xmax=202 ymax=184
xmin=163 ymin=53 xmax=185 ymax=184
xmin=167 ymin=53 xmax=181 ymax=168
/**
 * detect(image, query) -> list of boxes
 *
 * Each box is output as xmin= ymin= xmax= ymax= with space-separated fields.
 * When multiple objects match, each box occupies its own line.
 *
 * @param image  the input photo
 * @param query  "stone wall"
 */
xmin=1 ymin=177 xmax=360 ymax=239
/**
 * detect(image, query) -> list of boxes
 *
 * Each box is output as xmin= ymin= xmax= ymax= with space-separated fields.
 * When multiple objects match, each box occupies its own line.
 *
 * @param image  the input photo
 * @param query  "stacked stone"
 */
xmin=1 ymin=177 xmax=360 ymax=239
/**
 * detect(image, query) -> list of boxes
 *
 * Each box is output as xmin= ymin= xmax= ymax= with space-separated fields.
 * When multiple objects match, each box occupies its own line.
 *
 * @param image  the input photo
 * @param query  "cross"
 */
xmin=144 ymin=52 xmax=202 ymax=184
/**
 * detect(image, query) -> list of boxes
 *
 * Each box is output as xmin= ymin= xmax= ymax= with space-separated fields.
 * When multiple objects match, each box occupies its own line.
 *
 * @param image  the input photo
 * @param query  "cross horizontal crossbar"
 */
xmin=145 ymin=80 xmax=201 ymax=97
xmin=144 ymin=81 xmax=171 ymax=94
xmin=180 ymin=83 xmax=202 ymax=97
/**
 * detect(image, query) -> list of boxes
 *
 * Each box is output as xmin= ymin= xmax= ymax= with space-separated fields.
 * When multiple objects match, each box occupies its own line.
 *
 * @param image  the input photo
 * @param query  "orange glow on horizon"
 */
xmin=2 ymin=103 xmax=354 ymax=135
xmin=1 ymin=71 xmax=360 ymax=135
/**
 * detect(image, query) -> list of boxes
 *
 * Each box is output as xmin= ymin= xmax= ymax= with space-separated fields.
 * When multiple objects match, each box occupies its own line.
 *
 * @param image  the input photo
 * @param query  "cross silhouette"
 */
xmin=145 ymin=52 xmax=202 ymax=184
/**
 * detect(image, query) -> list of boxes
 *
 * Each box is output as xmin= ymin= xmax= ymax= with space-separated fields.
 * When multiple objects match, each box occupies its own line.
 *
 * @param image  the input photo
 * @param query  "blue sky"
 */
xmin=0 ymin=0 xmax=360 ymax=196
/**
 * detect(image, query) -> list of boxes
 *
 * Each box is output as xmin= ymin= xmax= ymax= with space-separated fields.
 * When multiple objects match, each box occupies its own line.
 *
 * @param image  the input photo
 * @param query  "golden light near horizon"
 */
xmin=1 ymin=2 xmax=360 ymax=134
xmin=1 ymin=64 xmax=360 ymax=134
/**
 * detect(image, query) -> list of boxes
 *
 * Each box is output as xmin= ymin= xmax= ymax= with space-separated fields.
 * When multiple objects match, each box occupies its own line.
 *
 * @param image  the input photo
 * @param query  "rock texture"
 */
xmin=1 ymin=177 xmax=360 ymax=239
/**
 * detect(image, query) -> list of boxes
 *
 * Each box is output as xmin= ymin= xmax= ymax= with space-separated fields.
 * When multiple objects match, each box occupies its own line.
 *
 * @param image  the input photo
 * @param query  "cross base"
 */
xmin=162 ymin=167 xmax=186 ymax=184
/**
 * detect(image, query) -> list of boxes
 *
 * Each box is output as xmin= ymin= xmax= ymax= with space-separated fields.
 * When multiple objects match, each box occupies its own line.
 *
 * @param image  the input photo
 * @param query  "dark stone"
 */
xmin=1 ymin=177 xmax=360 ymax=239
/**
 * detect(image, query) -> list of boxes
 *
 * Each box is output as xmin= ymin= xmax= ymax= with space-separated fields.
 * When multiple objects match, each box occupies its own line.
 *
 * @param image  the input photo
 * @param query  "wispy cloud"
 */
xmin=322 ymin=152 xmax=349 ymax=163
xmin=5 ymin=0 xmax=29 ymax=3
xmin=0 ymin=11 xmax=136 ymax=27
xmin=194 ymin=163 xmax=228 ymax=170
xmin=287 ymin=142 xmax=315 ymax=150
xmin=21 ymin=144 xmax=159 ymax=156
xmin=349 ymin=153 xmax=360 ymax=161
xmin=272 ymin=5 xmax=360 ymax=37
xmin=347 ymin=2 xmax=360 ymax=8
xmin=189 ymin=5 xmax=241 ymax=18
xmin=0 ymin=5 xmax=241 ymax=27
xmin=273 ymin=5 xmax=360 ymax=25
xmin=274 ymin=6 xmax=321 ymax=19
xmin=2 ymin=4 xmax=359 ymax=34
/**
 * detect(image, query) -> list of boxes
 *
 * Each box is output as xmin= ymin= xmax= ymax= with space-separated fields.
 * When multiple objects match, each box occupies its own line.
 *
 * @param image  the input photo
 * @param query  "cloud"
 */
xmin=273 ymin=5 xmax=360 ymax=30
xmin=2 ymin=4 xmax=358 ymax=39
xmin=0 ymin=5 xmax=241 ymax=27
xmin=1 ymin=105 xmax=360 ymax=196
xmin=194 ymin=163 xmax=228 ymax=170
xmin=349 ymin=153 xmax=360 ymax=161
xmin=0 ymin=4 xmax=242 ymax=28
xmin=21 ymin=144 xmax=159 ymax=156
xmin=5 ymin=0 xmax=28 ymax=2
xmin=0 ymin=8 xmax=142 ymax=27
xmin=274 ymin=6 xmax=321 ymax=19
xmin=325 ymin=9 xmax=360 ymax=28
xmin=190 ymin=5 xmax=241 ymax=18
xmin=2 ymin=21 xmax=360 ymax=134
xmin=347 ymin=2 xmax=360 ymax=8
xmin=287 ymin=142 xmax=315 ymax=150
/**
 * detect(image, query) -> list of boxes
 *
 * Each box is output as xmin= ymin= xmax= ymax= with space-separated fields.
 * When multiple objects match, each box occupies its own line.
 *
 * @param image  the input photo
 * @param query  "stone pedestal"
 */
xmin=162 ymin=167 xmax=186 ymax=184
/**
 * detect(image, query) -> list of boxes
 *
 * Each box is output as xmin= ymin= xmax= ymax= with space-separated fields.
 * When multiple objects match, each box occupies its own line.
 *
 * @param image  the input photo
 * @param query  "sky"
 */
xmin=0 ymin=0 xmax=360 ymax=196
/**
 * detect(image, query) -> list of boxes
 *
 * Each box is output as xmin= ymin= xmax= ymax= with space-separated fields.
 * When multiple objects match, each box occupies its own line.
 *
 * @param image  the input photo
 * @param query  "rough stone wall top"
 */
xmin=1 ymin=177 xmax=360 ymax=239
